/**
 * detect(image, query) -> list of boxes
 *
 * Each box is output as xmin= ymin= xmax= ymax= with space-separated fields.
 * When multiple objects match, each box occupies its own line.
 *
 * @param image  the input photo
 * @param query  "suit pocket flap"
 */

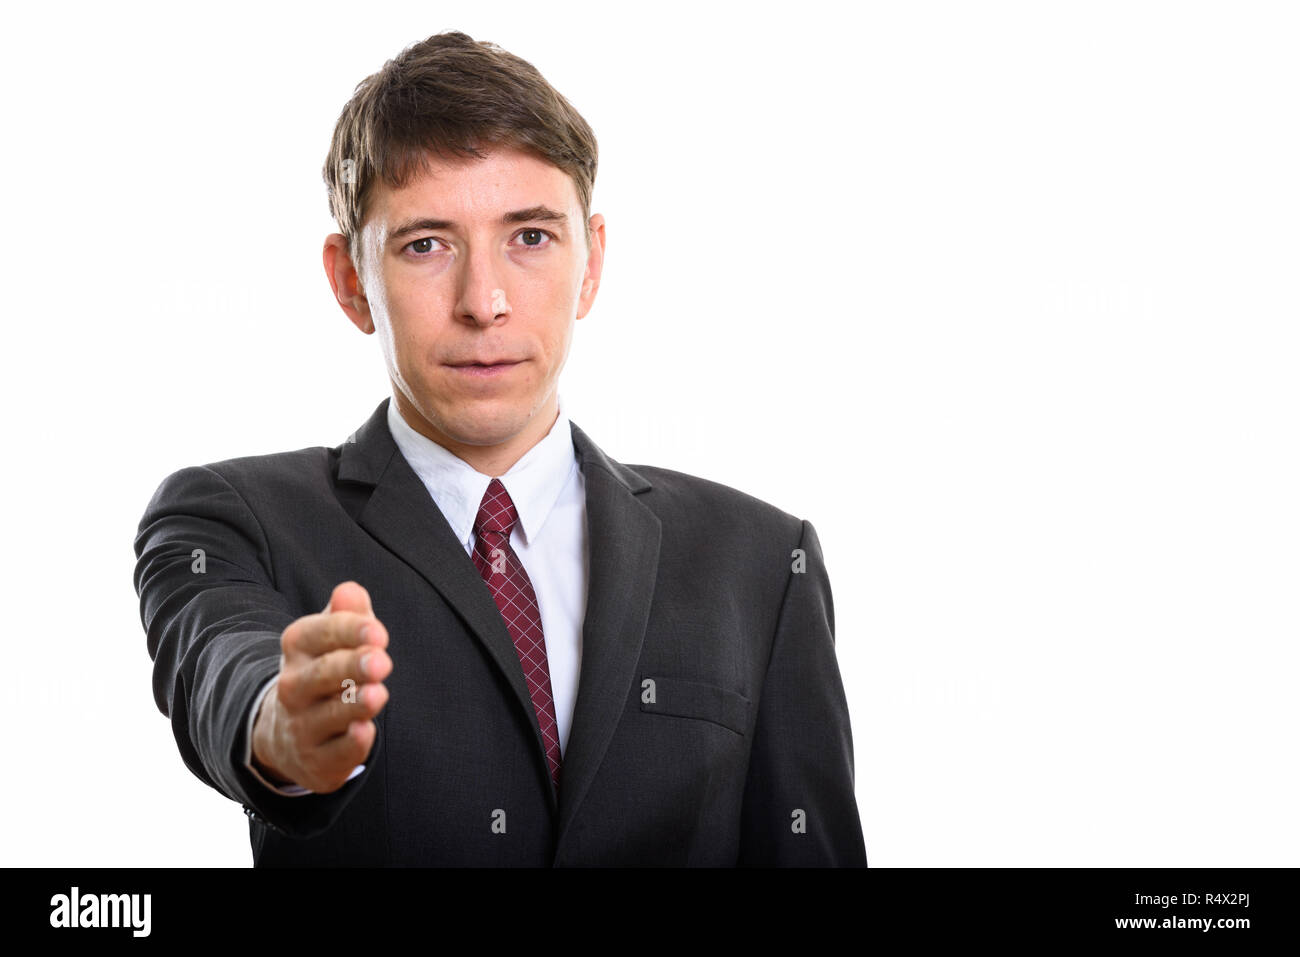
xmin=639 ymin=675 xmax=751 ymax=735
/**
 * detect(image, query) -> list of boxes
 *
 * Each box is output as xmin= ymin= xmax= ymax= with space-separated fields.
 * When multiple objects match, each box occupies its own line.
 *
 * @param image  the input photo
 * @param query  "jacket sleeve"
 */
xmin=132 ymin=464 xmax=380 ymax=840
xmin=737 ymin=518 xmax=868 ymax=865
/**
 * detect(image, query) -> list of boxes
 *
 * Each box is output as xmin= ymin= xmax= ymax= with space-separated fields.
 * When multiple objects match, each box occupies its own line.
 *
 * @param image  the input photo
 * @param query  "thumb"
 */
xmin=322 ymin=580 xmax=374 ymax=617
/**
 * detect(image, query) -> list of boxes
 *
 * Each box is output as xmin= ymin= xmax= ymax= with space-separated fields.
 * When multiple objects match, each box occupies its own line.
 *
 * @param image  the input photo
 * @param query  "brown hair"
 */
xmin=322 ymin=30 xmax=599 ymax=269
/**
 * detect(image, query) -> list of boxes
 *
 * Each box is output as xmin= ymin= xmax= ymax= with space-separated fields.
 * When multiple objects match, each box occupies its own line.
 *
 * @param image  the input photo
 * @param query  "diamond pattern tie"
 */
xmin=471 ymin=478 xmax=562 ymax=790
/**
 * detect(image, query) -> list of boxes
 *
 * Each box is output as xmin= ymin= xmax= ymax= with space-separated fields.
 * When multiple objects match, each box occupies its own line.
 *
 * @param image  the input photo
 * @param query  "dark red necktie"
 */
xmin=471 ymin=478 xmax=562 ymax=790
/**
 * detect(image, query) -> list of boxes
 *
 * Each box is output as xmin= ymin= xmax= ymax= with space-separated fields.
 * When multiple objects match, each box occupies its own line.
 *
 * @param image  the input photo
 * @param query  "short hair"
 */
xmin=322 ymin=30 xmax=599 ymax=271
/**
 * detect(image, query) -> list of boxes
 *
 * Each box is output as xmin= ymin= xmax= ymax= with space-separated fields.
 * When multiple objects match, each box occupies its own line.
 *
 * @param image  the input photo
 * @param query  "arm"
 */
xmin=737 ymin=518 xmax=868 ymax=866
xmin=133 ymin=464 xmax=378 ymax=839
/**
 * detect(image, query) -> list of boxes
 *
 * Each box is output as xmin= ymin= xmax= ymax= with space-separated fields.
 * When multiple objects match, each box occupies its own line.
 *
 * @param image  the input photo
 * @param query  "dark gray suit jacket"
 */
xmin=133 ymin=398 xmax=867 ymax=866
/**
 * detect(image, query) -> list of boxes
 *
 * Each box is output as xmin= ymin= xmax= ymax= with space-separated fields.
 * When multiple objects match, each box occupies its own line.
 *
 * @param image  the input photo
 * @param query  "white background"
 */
xmin=1 ymin=0 xmax=1296 ymax=867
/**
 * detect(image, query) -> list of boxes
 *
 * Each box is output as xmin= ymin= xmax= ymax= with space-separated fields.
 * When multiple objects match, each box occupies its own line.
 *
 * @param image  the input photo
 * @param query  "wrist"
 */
xmin=251 ymin=695 xmax=295 ymax=787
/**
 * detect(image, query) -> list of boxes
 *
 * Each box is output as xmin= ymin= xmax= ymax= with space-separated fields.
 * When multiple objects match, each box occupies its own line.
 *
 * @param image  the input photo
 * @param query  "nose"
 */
xmin=455 ymin=244 xmax=511 ymax=327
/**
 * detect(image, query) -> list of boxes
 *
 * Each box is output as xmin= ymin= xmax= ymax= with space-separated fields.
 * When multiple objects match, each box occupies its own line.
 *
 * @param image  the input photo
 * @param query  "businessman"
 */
xmin=133 ymin=30 xmax=867 ymax=866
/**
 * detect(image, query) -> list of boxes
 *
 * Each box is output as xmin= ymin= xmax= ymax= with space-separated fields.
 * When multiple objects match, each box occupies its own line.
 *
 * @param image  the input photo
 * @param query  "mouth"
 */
xmin=444 ymin=359 xmax=526 ymax=378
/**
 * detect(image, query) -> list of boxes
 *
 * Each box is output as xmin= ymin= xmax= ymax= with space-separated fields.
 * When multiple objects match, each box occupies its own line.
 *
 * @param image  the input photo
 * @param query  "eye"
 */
xmin=515 ymin=228 xmax=554 ymax=249
xmin=405 ymin=237 xmax=445 ymax=256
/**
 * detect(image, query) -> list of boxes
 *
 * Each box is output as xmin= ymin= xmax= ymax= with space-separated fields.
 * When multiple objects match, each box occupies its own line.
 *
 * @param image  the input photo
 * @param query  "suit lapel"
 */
xmin=558 ymin=422 xmax=661 ymax=842
xmin=336 ymin=399 xmax=662 ymax=832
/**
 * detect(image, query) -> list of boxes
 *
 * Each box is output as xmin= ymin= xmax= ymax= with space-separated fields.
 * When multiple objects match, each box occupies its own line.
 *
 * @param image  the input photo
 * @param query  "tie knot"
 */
xmin=473 ymin=478 xmax=519 ymax=537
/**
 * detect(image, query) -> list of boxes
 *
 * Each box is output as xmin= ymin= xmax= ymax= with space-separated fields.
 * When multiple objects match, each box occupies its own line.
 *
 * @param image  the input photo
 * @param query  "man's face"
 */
xmin=333 ymin=144 xmax=604 ymax=460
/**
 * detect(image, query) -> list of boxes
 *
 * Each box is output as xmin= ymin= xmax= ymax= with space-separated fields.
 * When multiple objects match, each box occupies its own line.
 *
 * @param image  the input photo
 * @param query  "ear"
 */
xmin=323 ymin=233 xmax=374 ymax=334
xmin=575 ymin=213 xmax=606 ymax=320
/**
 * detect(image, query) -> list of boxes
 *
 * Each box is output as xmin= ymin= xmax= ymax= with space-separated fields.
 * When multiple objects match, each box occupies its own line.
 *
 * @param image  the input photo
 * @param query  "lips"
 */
xmin=445 ymin=358 xmax=525 ymax=379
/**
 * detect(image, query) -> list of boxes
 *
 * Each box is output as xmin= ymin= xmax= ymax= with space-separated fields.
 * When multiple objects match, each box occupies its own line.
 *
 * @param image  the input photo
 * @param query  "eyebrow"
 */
xmin=388 ymin=205 xmax=569 ymax=242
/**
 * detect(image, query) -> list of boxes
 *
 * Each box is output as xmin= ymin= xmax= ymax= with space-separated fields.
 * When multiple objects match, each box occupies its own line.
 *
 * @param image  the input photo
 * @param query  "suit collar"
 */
xmin=336 ymin=397 xmax=660 ymax=838
xmin=384 ymin=396 xmax=580 ymax=549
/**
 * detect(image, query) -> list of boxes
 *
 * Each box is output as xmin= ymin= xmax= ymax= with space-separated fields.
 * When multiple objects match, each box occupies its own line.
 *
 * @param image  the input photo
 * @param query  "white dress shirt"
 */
xmin=241 ymin=393 xmax=589 ymax=796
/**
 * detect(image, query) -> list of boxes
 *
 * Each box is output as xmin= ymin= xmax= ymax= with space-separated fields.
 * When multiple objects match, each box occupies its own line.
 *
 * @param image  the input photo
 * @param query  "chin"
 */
xmin=437 ymin=403 xmax=530 ymax=447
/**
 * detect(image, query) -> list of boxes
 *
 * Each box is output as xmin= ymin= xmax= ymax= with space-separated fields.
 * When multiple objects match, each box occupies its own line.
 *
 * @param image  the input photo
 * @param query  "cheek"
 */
xmin=539 ymin=313 xmax=576 ymax=375
xmin=508 ymin=274 xmax=575 ymax=340
xmin=536 ymin=282 xmax=577 ymax=333
xmin=385 ymin=281 xmax=449 ymax=354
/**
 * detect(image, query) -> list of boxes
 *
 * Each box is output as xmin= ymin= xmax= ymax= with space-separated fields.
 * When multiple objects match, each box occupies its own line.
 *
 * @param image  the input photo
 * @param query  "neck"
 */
xmin=394 ymin=390 xmax=559 ymax=477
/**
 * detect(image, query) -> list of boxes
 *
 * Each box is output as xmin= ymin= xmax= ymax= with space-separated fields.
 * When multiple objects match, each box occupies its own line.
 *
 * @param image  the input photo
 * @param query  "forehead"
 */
xmin=366 ymin=145 xmax=579 ymax=225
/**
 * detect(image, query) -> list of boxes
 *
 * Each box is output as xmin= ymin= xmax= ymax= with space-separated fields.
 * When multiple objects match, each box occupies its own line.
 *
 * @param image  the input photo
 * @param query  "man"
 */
xmin=134 ymin=30 xmax=866 ymax=866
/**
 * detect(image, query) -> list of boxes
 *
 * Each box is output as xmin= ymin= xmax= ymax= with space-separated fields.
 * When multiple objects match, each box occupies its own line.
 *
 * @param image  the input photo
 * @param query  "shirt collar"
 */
xmin=386 ymin=393 xmax=577 ymax=549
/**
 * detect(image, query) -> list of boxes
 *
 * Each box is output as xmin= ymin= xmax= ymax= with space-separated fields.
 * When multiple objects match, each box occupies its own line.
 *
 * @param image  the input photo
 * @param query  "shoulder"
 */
xmin=625 ymin=462 xmax=808 ymax=549
xmin=143 ymin=444 xmax=343 ymax=518
xmin=202 ymin=444 xmax=337 ymax=487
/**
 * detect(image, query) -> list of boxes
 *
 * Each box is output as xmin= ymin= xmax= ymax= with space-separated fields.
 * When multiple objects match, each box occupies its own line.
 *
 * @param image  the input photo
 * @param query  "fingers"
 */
xmin=267 ymin=581 xmax=390 ymax=790
xmin=282 ymin=609 xmax=388 ymax=661
xmin=297 ymin=719 xmax=380 ymax=793
xmin=325 ymin=580 xmax=373 ymax=617
xmin=292 ymin=677 xmax=390 ymax=749
xmin=277 ymin=644 xmax=392 ymax=711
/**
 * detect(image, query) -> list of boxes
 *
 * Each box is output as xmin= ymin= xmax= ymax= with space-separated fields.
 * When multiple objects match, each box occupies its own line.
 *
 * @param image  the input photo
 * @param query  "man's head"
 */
xmin=321 ymin=31 xmax=605 ymax=473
